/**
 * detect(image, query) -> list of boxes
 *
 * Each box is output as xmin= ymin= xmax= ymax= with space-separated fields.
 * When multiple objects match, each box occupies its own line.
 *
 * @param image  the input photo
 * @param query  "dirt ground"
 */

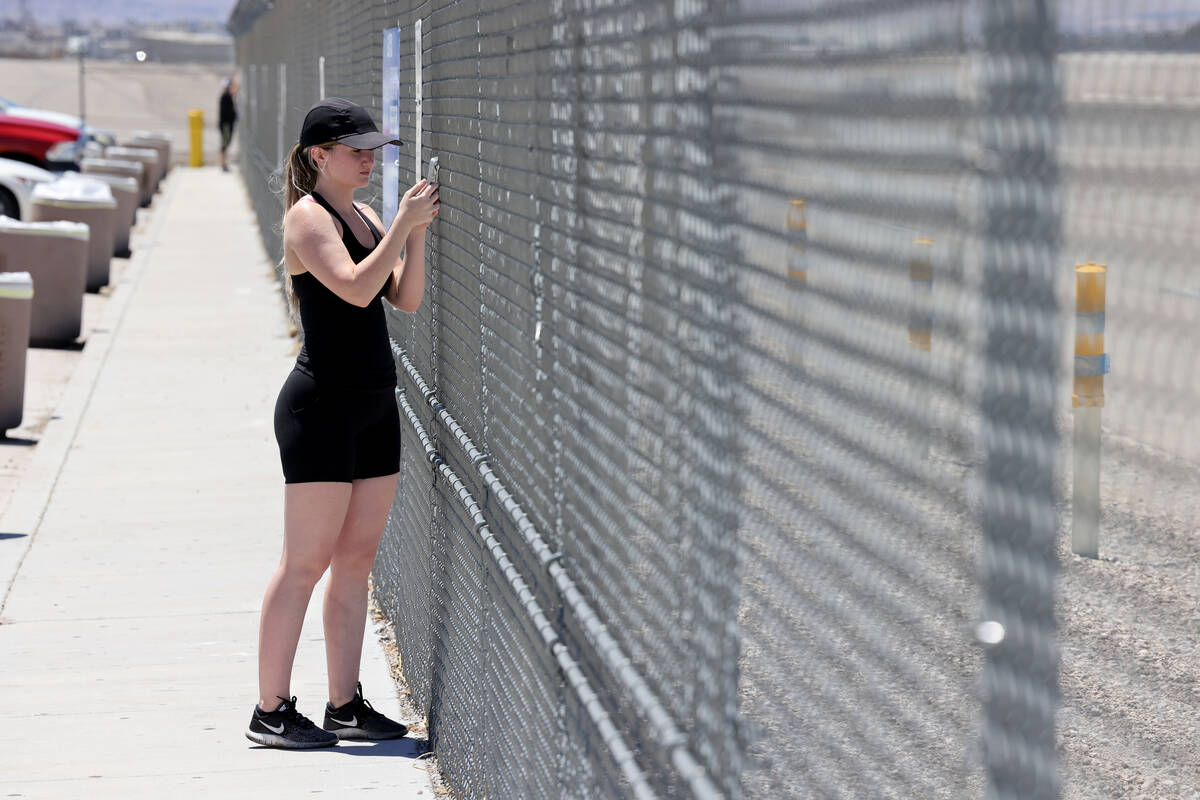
xmin=1 ymin=56 xmax=233 ymax=165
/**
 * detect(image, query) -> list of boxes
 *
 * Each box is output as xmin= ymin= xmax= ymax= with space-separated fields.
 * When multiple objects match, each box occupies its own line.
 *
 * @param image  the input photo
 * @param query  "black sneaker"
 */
xmin=246 ymin=696 xmax=338 ymax=749
xmin=323 ymin=682 xmax=408 ymax=740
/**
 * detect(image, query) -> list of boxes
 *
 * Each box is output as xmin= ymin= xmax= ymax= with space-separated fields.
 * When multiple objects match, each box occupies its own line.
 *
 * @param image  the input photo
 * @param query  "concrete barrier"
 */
xmin=31 ymin=178 xmax=117 ymax=292
xmin=0 ymin=271 xmax=33 ymax=430
xmin=81 ymin=157 xmax=145 ymax=191
xmin=128 ymin=131 xmax=172 ymax=186
xmin=103 ymin=146 xmax=159 ymax=205
xmin=75 ymin=174 xmax=138 ymax=256
xmin=0 ymin=219 xmax=88 ymax=344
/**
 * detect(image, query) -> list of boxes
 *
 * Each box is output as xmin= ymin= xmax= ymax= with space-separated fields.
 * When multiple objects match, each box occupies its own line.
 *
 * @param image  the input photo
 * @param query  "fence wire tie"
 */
xmin=471 ymin=451 xmax=490 ymax=466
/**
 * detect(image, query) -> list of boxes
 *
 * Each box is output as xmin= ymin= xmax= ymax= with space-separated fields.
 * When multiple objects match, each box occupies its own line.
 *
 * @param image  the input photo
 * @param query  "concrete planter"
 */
xmin=104 ymin=146 xmax=159 ymax=206
xmin=0 ymin=219 xmax=88 ymax=344
xmin=31 ymin=178 xmax=117 ymax=292
xmin=0 ymin=272 xmax=33 ymax=430
xmin=128 ymin=131 xmax=172 ymax=186
xmin=75 ymin=174 xmax=138 ymax=256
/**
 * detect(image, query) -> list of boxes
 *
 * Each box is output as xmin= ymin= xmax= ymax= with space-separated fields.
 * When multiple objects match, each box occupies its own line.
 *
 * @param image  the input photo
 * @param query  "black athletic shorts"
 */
xmin=273 ymin=368 xmax=400 ymax=484
xmin=220 ymin=121 xmax=234 ymax=152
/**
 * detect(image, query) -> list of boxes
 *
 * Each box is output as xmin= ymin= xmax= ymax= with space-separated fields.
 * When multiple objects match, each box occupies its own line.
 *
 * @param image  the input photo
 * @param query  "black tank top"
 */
xmin=292 ymin=191 xmax=396 ymax=389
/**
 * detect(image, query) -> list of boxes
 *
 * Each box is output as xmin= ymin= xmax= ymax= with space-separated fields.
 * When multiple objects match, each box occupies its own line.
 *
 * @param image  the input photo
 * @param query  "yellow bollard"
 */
xmin=1072 ymin=261 xmax=1108 ymax=558
xmin=188 ymin=109 xmax=204 ymax=167
xmin=1073 ymin=262 xmax=1108 ymax=408
xmin=907 ymin=236 xmax=934 ymax=457
xmin=786 ymin=199 xmax=807 ymax=283
xmin=908 ymin=237 xmax=933 ymax=351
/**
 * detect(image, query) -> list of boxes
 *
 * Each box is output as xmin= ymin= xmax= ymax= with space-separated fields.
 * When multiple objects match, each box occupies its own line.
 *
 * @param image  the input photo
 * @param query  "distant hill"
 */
xmin=5 ymin=0 xmax=240 ymax=25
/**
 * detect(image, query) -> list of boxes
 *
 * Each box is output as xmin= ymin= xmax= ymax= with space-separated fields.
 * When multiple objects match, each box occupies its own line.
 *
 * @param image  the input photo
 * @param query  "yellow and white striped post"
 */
xmin=1072 ymin=261 xmax=1108 ymax=558
xmin=909 ymin=237 xmax=933 ymax=457
xmin=909 ymin=237 xmax=933 ymax=352
xmin=787 ymin=199 xmax=807 ymax=284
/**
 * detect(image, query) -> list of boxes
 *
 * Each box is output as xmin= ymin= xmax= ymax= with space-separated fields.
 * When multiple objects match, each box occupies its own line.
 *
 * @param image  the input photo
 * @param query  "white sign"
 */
xmin=382 ymin=28 xmax=401 ymax=227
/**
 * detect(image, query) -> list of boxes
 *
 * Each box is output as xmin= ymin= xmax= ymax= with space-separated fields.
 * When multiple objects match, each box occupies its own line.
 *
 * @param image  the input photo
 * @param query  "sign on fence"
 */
xmin=382 ymin=26 xmax=400 ymax=227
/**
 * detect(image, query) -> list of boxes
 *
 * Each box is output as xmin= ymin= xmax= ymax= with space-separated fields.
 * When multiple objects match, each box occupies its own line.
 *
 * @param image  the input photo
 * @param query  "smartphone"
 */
xmin=426 ymin=156 xmax=440 ymax=186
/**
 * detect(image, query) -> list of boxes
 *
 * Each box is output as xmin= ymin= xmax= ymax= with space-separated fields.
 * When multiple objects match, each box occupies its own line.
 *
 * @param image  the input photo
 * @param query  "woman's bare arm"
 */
xmin=357 ymin=204 xmax=430 ymax=314
xmin=284 ymin=180 xmax=436 ymax=307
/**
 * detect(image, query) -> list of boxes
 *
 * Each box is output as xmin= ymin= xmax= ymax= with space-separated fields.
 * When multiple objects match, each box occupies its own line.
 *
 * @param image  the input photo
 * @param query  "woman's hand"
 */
xmin=398 ymin=179 xmax=439 ymax=231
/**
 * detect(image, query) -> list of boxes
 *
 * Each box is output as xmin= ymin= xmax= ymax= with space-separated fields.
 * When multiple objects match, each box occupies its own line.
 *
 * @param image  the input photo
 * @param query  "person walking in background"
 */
xmin=218 ymin=76 xmax=238 ymax=172
xmin=246 ymin=97 xmax=440 ymax=749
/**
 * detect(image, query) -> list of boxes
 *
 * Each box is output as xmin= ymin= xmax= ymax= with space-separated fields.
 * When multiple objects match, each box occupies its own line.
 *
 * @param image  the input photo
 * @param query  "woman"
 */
xmin=246 ymin=97 xmax=439 ymax=749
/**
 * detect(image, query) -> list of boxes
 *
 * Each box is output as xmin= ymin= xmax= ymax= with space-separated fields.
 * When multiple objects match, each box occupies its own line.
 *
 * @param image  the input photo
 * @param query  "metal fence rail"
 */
xmin=231 ymin=0 xmax=1200 ymax=797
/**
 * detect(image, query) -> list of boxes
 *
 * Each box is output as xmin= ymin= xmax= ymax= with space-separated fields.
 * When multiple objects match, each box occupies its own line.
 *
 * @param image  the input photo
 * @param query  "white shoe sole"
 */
xmin=245 ymin=729 xmax=338 ymax=749
xmin=325 ymin=725 xmax=407 ymax=740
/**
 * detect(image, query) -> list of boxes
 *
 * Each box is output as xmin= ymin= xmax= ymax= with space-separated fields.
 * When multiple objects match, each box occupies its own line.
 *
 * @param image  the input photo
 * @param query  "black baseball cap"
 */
xmin=299 ymin=97 xmax=403 ymax=150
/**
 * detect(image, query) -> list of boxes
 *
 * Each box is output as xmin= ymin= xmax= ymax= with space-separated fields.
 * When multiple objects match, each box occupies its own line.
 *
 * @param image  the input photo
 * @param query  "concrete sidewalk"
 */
xmin=0 ymin=168 xmax=434 ymax=798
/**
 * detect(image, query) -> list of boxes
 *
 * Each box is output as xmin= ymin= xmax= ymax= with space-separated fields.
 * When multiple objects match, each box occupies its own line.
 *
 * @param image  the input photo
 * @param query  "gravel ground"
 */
xmin=1058 ymin=427 xmax=1200 ymax=800
xmin=0 ymin=56 xmax=231 ymax=165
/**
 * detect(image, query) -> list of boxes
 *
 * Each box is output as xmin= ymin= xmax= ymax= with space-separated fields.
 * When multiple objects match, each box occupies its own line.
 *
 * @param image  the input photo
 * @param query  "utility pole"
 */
xmin=78 ymin=41 xmax=86 ymax=126
xmin=17 ymin=0 xmax=37 ymax=39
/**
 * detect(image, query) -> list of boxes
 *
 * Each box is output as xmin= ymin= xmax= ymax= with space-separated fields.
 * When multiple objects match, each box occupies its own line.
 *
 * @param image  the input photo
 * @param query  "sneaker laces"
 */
xmin=334 ymin=683 xmax=382 ymax=720
xmin=271 ymin=696 xmax=318 ymax=729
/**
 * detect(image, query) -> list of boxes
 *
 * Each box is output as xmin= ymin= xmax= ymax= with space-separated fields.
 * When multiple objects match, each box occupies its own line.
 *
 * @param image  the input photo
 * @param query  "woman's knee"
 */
xmin=329 ymin=545 xmax=378 ymax=582
xmin=277 ymin=556 xmax=331 ymax=590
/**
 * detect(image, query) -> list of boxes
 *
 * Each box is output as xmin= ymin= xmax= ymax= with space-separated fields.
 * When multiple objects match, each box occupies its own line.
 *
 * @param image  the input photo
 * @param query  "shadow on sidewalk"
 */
xmin=31 ymin=338 xmax=87 ymax=352
xmin=247 ymin=738 xmax=429 ymax=758
xmin=0 ymin=436 xmax=36 ymax=447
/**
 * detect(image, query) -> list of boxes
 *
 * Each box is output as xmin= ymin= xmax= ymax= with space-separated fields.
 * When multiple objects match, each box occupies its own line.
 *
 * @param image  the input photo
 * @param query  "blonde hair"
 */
xmin=279 ymin=141 xmax=331 ymax=316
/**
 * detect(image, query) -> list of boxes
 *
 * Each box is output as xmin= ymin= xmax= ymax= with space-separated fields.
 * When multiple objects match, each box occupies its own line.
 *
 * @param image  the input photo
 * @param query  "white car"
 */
xmin=0 ymin=157 xmax=55 ymax=220
xmin=0 ymin=96 xmax=116 ymax=147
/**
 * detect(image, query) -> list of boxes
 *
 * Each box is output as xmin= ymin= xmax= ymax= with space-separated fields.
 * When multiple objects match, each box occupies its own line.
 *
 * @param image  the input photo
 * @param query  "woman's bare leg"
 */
xmin=323 ymin=472 xmax=399 ymax=707
xmin=257 ymin=481 xmax=353 ymax=710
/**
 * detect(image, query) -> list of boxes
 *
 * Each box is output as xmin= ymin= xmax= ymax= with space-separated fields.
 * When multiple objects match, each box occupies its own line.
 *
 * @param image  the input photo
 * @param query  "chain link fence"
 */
xmin=230 ymin=0 xmax=1200 ymax=797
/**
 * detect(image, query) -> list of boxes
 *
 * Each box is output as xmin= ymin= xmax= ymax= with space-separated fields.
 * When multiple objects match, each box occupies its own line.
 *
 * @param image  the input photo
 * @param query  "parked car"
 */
xmin=0 ymin=114 xmax=88 ymax=170
xmin=0 ymin=156 xmax=55 ymax=219
xmin=0 ymin=96 xmax=115 ymax=146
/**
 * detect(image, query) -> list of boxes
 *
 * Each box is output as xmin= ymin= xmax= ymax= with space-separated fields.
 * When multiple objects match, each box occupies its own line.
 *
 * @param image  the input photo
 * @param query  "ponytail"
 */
xmin=279 ymin=141 xmax=329 ymax=318
xmin=283 ymin=141 xmax=321 ymax=213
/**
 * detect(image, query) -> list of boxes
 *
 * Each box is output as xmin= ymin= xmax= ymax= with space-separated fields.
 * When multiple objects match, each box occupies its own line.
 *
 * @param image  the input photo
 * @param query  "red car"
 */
xmin=0 ymin=114 xmax=86 ymax=169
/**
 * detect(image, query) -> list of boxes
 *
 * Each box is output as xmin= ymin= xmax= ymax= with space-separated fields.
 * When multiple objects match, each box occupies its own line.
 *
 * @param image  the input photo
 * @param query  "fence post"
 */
xmin=276 ymin=63 xmax=286 ymax=170
xmin=1072 ymin=261 xmax=1108 ymax=558
xmin=977 ymin=2 xmax=1061 ymax=797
